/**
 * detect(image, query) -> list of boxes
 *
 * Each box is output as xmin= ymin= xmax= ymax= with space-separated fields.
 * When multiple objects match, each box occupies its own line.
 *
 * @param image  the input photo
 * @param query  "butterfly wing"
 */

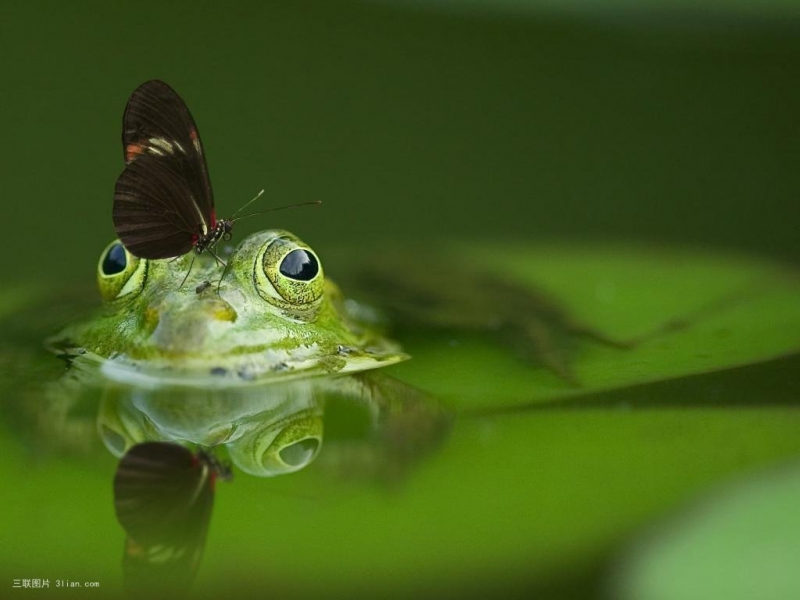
xmin=114 ymin=154 xmax=205 ymax=259
xmin=114 ymin=442 xmax=217 ymax=543
xmin=113 ymin=442 xmax=220 ymax=594
xmin=113 ymin=80 xmax=215 ymax=259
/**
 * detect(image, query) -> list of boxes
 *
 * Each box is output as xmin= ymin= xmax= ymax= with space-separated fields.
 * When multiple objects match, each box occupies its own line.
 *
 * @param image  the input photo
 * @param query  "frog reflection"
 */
xmin=95 ymin=366 xmax=449 ymax=597
xmin=97 ymin=371 xmax=449 ymax=480
xmin=73 ymin=354 xmax=445 ymax=600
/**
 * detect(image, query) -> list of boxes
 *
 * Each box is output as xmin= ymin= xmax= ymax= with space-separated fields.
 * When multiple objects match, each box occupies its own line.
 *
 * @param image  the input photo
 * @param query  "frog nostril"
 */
xmin=210 ymin=302 xmax=237 ymax=322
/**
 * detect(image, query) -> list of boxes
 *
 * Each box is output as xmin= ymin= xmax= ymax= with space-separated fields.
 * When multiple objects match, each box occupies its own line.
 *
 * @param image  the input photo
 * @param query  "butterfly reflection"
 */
xmin=113 ymin=442 xmax=232 ymax=596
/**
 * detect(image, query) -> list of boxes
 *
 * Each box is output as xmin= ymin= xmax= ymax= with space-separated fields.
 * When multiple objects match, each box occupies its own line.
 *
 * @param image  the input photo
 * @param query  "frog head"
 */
xmin=57 ymin=230 xmax=406 ymax=383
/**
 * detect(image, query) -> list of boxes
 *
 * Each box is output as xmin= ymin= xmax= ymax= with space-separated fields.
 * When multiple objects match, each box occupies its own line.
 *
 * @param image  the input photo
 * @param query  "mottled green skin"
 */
xmin=52 ymin=230 xmax=405 ymax=383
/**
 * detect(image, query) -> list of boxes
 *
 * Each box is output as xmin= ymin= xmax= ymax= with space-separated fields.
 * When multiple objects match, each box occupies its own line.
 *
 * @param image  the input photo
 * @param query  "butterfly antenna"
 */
xmin=232 ymin=200 xmax=322 ymax=223
xmin=229 ymin=189 xmax=266 ymax=220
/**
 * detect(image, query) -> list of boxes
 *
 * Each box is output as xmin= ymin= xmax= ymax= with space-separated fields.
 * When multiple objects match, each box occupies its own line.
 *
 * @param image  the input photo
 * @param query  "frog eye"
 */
xmin=97 ymin=240 xmax=147 ymax=302
xmin=279 ymin=249 xmax=319 ymax=281
xmin=226 ymin=409 xmax=323 ymax=477
xmin=257 ymin=236 xmax=324 ymax=308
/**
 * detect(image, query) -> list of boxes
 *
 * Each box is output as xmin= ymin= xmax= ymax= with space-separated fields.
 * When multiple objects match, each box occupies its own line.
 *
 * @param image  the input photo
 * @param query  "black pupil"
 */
xmin=279 ymin=439 xmax=320 ymax=467
xmin=103 ymin=243 xmax=127 ymax=275
xmin=279 ymin=249 xmax=318 ymax=281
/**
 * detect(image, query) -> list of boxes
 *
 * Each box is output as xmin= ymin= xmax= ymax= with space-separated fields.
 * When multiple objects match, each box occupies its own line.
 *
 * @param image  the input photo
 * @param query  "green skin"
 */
xmin=53 ymin=230 xmax=406 ymax=384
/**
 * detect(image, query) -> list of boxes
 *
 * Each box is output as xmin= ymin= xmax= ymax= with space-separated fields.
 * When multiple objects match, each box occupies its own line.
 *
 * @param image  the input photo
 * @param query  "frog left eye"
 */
xmin=97 ymin=240 xmax=147 ymax=301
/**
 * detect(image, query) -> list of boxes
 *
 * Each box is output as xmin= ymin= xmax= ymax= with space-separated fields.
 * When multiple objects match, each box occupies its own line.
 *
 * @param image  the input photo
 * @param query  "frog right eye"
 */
xmin=97 ymin=240 xmax=147 ymax=301
xmin=226 ymin=409 xmax=323 ymax=477
xmin=255 ymin=234 xmax=324 ymax=312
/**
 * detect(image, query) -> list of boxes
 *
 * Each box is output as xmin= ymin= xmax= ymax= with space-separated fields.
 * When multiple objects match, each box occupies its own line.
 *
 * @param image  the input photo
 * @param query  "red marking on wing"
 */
xmin=211 ymin=210 xmax=217 ymax=228
xmin=191 ymin=234 xmax=199 ymax=246
xmin=125 ymin=143 xmax=144 ymax=163
xmin=189 ymin=128 xmax=199 ymax=141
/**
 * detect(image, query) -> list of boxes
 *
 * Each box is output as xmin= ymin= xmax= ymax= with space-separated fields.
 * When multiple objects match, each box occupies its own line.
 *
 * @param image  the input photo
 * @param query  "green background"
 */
xmin=2 ymin=0 xmax=799 ymax=282
xmin=1 ymin=1 xmax=799 ymax=599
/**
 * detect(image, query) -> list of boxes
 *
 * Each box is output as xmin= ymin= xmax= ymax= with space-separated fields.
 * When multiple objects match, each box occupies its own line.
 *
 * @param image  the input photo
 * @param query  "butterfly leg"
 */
xmin=178 ymin=254 xmax=197 ymax=289
xmin=215 ymin=260 xmax=233 ymax=296
xmin=208 ymin=248 xmax=228 ymax=269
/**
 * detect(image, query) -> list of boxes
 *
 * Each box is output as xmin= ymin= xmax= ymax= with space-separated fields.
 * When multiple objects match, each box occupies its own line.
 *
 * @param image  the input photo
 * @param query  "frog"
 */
xmin=40 ymin=229 xmax=452 ymax=480
xmin=49 ymin=229 xmax=409 ymax=385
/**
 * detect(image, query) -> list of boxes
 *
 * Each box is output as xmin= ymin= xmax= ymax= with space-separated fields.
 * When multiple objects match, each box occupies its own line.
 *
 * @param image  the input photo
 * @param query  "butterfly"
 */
xmin=113 ymin=441 xmax=232 ymax=595
xmin=113 ymin=80 xmax=316 ymax=263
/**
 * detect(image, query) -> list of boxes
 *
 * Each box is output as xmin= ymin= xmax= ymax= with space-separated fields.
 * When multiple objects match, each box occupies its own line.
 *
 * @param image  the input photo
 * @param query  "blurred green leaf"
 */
xmin=615 ymin=461 xmax=800 ymax=600
xmin=391 ymin=243 xmax=800 ymax=411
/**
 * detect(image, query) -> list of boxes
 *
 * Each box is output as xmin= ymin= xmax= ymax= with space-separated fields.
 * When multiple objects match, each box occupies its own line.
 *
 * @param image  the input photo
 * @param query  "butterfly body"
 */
xmin=194 ymin=218 xmax=233 ymax=256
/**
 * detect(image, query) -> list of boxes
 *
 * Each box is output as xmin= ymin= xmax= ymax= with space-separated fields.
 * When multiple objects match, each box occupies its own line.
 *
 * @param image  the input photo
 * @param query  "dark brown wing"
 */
xmin=113 ymin=442 xmax=220 ymax=595
xmin=113 ymin=442 xmax=216 ymax=543
xmin=114 ymin=154 xmax=204 ymax=258
xmin=122 ymin=80 xmax=214 ymax=221
xmin=116 ymin=80 xmax=215 ymax=256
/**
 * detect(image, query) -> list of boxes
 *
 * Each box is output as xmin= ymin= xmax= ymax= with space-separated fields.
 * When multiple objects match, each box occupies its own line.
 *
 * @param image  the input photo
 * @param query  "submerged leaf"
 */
xmin=386 ymin=242 xmax=800 ymax=410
